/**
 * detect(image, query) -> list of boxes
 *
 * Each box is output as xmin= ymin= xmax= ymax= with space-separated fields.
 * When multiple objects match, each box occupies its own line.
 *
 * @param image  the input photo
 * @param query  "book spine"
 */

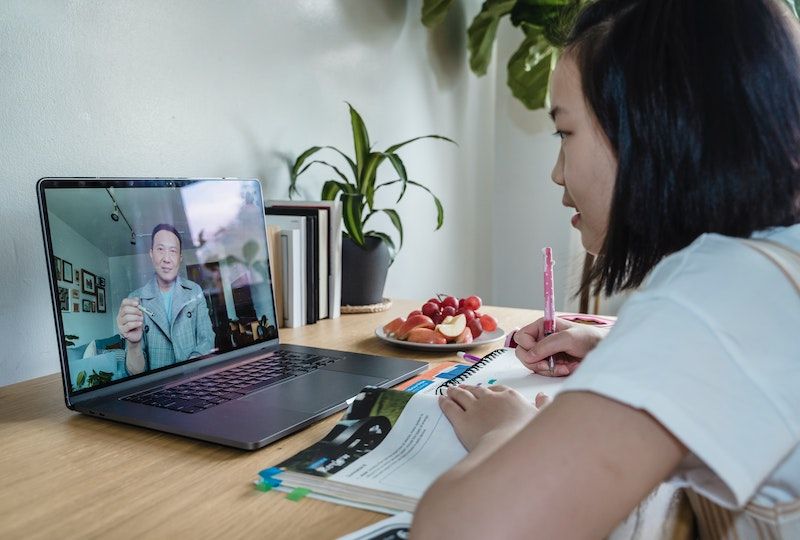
xmin=434 ymin=348 xmax=506 ymax=394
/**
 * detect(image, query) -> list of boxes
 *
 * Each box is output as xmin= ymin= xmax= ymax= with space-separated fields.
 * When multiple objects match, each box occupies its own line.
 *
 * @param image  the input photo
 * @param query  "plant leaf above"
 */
xmin=507 ymin=32 xmax=554 ymax=110
xmin=422 ymin=0 xmax=456 ymax=28
xmin=468 ymin=0 xmax=516 ymax=76
xmin=290 ymin=104 xmax=455 ymax=252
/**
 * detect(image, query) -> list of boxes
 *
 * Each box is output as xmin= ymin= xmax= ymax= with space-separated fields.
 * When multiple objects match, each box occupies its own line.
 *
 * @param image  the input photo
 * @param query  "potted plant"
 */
xmin=290 ymin=103 xmax=455 ymax=306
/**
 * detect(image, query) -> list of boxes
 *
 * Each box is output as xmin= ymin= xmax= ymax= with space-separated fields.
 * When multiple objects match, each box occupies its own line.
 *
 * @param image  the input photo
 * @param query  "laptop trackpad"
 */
xmin=244 ymin=370 xmax=385 ymax=414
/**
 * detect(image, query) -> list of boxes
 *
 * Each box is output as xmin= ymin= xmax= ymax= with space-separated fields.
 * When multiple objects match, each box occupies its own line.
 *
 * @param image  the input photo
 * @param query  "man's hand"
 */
xmin=117 ymin=298 xmax=144 ymax=343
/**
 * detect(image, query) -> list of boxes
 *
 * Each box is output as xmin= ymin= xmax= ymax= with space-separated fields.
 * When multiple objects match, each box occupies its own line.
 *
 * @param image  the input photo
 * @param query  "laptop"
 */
xmin=37 ymin=177 xmax=426 ymax=450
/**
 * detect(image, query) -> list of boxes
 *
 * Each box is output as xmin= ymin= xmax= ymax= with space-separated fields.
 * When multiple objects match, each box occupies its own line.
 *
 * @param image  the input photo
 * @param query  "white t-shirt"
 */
xmin=560 ymin=224 xmax=800 ymax=509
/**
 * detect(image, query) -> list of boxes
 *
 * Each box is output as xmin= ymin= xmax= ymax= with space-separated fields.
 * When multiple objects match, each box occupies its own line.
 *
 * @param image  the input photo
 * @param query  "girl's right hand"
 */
xmin=513 ymin=317 xmax=609 ymax=377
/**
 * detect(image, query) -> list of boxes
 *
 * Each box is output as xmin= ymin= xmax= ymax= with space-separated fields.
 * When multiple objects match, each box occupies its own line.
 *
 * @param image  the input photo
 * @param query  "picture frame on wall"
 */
xmin=54 ymin=257 xmax=62 ymax=281
xmin=97 ymin=287 xmax=106 ymax=313
xmin=81 ymin=269 xmax=96 ymax=295
xmin=71 ymin=289 xmax=79 ymax=299
xmin=97 ymin=276 xmax=106 ymax=288
xmin=82 ymin=299 xmax=93 ymax=312
xmin=62 ymin=260 xmax=73 ymax=283
xmin=58 ymin=287 xmax=69 ymax=311
xmin=72 ymin=303 xmax=79 ymax=313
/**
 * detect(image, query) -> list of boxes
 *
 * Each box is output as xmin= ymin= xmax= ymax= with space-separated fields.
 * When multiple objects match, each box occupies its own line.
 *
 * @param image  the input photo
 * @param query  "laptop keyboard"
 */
xmin=121 ymin=350 xmax=339 ymax=414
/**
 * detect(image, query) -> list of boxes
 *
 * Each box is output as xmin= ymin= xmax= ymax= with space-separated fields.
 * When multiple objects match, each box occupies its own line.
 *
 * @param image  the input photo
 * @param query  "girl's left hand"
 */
xmin=439 ymin=384 xmax=551 ymax=452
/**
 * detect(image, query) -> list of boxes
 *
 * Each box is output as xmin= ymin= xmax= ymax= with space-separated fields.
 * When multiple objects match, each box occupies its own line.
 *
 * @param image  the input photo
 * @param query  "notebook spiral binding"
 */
xmin=435 ymin=348 xmax=507 ymax=395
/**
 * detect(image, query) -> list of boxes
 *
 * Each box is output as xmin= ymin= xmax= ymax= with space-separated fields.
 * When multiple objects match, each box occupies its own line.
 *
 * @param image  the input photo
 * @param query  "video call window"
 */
xmin=44 ymin=180 xmax=278 ymax=394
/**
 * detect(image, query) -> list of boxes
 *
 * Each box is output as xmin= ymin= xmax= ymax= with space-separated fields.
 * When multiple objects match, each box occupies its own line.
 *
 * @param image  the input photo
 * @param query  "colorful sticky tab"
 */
xmin=263 ymin=477 xmax=282 ymax=488
xmin=488 ymin=379 xmax=497 ymax=385
xmin=254 ymin=481 xmax=273 ymax=492
xmin=258 ymin=467 xmax=282 ymax=480
xmin=286 ymin=487 xmax=311 ymax=502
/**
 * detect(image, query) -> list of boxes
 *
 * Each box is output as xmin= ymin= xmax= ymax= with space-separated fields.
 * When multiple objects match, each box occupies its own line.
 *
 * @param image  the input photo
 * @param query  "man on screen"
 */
xmin=116 ymin=223 xmax=214 ymax=375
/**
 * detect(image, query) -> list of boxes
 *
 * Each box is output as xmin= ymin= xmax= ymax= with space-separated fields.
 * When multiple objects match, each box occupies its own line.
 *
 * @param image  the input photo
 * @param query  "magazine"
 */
xmin=258 ymin=349 xmax=563 ymax=513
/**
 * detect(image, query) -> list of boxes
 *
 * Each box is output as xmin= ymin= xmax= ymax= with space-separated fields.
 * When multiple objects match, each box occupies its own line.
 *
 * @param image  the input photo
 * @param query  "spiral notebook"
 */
xmin=256 ymin=348 xmax=563 ymax=514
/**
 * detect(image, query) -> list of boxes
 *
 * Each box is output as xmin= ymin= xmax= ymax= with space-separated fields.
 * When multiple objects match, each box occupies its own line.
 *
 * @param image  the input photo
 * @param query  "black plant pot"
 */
xmin=341 ymin=235 xmax=391 ymax=306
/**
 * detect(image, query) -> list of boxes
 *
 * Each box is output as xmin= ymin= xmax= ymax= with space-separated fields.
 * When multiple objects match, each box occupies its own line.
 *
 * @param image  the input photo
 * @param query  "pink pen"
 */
xmin=542 ymin=247 xmax=556 ymax=374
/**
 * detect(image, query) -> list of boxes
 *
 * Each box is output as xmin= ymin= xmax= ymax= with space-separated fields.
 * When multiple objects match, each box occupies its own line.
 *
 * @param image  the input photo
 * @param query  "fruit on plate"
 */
xmin=454 ymin=327 xmax=473 ymax=344
xmin=381 ymin=294 xmax=497 ymax=345
xmin=394 ymin=314 xmax=435 ymax=341
xmin=467 ymin=317 xmax=484 ymax=339
xmin=479 ymin=314 xmax=498 ymax=332
xmin=407 ymin=328 xmax=448 ymax=344
xmin=383 ymin=317 xmax=405 ymax=336
xmin=435 ymin=314 xmax=467 ymax=339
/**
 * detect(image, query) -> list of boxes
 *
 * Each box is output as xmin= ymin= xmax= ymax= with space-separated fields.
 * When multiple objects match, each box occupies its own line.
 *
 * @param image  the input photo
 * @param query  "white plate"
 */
xmin=374 ymin=326 xmax=506 ymax=352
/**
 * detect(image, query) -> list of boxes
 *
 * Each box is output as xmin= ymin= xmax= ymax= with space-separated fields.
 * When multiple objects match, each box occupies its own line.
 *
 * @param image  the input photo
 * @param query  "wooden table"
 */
xmin=0 ymin=300 xmax=539 ymax=539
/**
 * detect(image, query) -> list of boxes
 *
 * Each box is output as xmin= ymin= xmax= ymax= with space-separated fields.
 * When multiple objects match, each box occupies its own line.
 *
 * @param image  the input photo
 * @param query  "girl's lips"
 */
xmin=571 ymin=212 xmax=582 ymax=227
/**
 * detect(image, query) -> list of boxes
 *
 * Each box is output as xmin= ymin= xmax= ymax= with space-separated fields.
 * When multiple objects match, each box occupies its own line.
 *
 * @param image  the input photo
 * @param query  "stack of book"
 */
xmin=265 ymin=200 xmax=343 ymax=328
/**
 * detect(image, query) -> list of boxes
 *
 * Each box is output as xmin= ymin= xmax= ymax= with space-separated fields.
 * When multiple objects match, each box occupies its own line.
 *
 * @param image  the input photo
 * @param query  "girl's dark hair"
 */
xmin=564 ymin=0 xmax=800 ymax=297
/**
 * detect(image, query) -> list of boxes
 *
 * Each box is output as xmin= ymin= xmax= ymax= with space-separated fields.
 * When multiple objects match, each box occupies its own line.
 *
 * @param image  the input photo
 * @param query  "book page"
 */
xmin=449 ymin=348 xmax=563 ymax=401
xmin=329 ymin=391 xmax=466 ymax=498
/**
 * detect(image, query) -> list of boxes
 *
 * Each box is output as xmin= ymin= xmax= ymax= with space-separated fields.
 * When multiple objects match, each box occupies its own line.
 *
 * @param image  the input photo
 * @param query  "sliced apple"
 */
xmin=454 ymin=327 xmax=473 ymax=344
xmin=382 ymin=317 xmax=405 ymax=336
xmin=395 ymin=314 xmax=435 ymax=341
xmin=407 ymin=328 xmax=447 ymax=344
xmin=435 ymin=314 xmax=467 ymax=339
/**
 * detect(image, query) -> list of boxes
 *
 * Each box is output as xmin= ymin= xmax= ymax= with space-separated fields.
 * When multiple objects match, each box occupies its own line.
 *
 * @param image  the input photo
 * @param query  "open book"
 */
xmin=257 ymin=348 xmax=563 ymax=513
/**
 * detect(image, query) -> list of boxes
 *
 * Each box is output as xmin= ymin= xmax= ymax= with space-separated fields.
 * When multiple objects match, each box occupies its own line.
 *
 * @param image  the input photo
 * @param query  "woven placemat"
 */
xmin=341 ymin=298 xmax=392 ymax=314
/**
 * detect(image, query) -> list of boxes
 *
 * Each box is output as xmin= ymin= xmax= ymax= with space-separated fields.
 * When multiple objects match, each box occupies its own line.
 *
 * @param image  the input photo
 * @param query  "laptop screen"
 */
xmin=40 ymin=178 xmax=278 ymax=395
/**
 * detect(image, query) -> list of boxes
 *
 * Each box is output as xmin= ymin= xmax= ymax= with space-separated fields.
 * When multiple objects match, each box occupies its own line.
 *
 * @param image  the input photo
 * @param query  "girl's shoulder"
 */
xmin=643 ymin=224 xmax=800 ymax=294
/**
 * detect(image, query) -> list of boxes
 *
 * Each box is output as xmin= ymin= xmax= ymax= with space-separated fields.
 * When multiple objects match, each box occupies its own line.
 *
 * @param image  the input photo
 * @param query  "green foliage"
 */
xmin=290 ymin=104 xmax=456 ymax=259
xmin=425 ymin=0 xmax=800 ymax=110
xmin=421 ymin=0 xmax=456 ymax=28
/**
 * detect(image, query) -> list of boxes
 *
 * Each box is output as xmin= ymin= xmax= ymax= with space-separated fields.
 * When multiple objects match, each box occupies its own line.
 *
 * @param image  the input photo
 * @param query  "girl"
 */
xmin=412 ymin=0 xmax=800 ymax=537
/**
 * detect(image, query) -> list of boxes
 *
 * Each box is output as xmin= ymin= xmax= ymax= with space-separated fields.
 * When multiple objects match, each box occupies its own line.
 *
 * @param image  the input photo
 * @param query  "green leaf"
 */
xmin=372 ymin=178 xmax=444 ymax=230
xmin=510 ymin=0 xmax=568 ymax=29
xmin=347 ymin=103 xmax=370 ymax=182
xmin=243 ymin=240 xmax=259 ymax=264
xmin=321 ymin=180 xmax=353 ymax=201
xmin=298 ymin=159 xmax=350 ymax=184
xmin=365 ymin=231 xmax=397 ymax=263
xmin=385 ymin=134 xmax=457 ymax=154
xmin=467 ymin=0 xmax=516 ymax=76
xmin=360 ymin=152 xmax=387 ymax=209
xmin=341 ymin=193 xmax=365 ymax=246
xmin=384 ymin=153 xmax=409 ymax=203
xmin=507 ymin=34 xmax=554 ymax=110
xmin=408 ymin=180 xmax=445 ymax=230
xmin=76 ymin=371 xmax=86 ymax=388
xmin=364 ymin=208 xmax=404 ymax=250
xmin=421 ymin=0 xmax=455 ymax=28
xmin=320 ymin=146 xmax=358 ymax=179
xmin=290 ymin=146 xmax=322 ymax=197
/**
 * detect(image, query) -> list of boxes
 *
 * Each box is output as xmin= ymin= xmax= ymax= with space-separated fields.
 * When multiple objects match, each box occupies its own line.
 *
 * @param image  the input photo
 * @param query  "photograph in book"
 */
xmin=277 ymin=387 xmax=413 ymax=477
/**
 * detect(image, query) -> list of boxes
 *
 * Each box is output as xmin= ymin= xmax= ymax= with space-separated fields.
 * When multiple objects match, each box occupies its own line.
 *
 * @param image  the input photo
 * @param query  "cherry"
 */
xmin=464 ymin=295 xmax=482 ymax=311
xmin=456 ymin=308 xmax=476 ymax=322
xmin=479 ymin=314 xmax=498 ymax=332
xmin=441 ymin=306 xmax=457 ymax=318
xmin=441 ymin=296 xmax=458 ymax=310
xmin=421 ymin=302 xmax=439 ymax=318
xmin=467 ymin=318 xmax=483 ymax=339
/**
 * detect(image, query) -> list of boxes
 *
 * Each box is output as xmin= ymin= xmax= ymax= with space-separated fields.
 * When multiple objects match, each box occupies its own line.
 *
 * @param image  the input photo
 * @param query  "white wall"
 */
xmin=49 ymin=213 xmax=115 ymax=345
xmin=0 ymin=1 xmax=625 ymax=388
xmin=0 ymin=0 xmax=498 ymax=387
